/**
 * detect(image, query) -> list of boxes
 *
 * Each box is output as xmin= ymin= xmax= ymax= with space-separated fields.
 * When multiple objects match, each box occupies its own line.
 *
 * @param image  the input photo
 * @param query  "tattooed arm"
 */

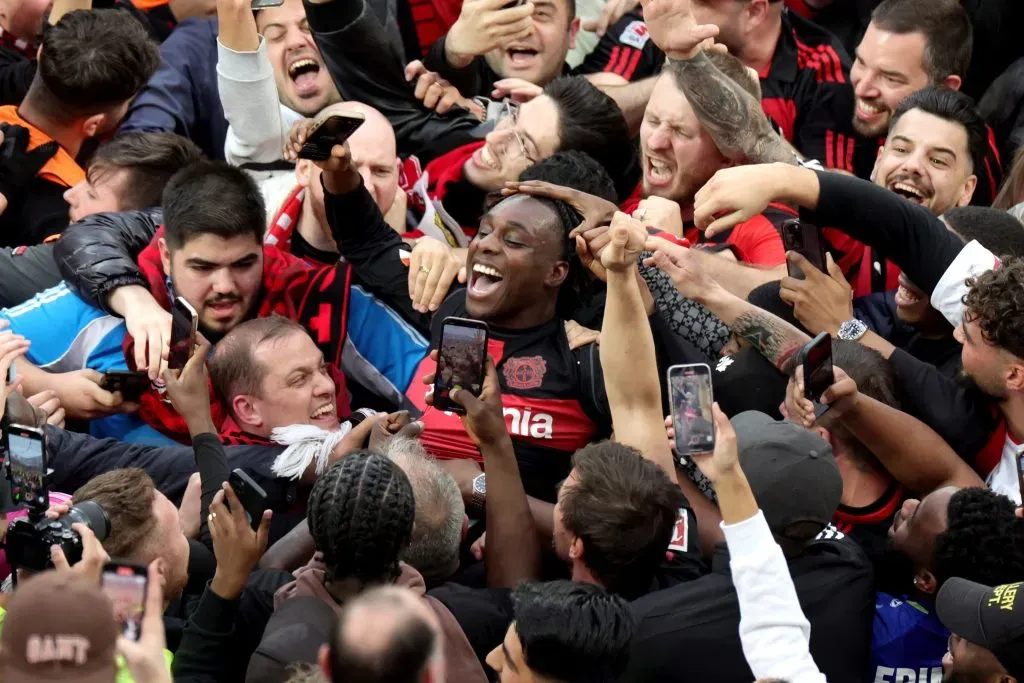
xmin=667 ymin=52 xmax=801 ymax=166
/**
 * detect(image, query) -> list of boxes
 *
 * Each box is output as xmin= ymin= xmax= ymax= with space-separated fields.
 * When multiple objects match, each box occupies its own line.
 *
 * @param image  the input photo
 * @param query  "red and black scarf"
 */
xmin=123 ymin=228 xmax=355 ymax=443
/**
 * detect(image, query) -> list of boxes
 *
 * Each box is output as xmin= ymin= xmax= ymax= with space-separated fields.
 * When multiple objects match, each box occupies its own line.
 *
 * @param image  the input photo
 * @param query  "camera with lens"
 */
xmin=1 ymin=420 xmax=111 ymax=573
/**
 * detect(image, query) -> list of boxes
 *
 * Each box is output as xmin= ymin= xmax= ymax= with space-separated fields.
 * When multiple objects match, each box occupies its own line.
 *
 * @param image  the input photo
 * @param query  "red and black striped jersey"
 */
xmin=759 ymin=9 xmax=865 ymax=173
xmin=576 ymin=8 xmax=665 ymax=82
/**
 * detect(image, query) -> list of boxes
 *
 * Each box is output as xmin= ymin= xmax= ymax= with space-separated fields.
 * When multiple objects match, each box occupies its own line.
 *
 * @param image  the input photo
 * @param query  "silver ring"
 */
xmin=419 ymin=265 xmax=431 ymax=274
xmin=634 ymin=208 xmax=647 ymax=221
xmin=208 ymin=513 xmax=216 ymax=522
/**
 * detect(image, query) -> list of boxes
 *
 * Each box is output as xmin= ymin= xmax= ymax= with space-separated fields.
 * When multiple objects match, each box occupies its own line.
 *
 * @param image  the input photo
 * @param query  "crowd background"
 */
xmin=0 ymin=0 xmax=1023 ymax=680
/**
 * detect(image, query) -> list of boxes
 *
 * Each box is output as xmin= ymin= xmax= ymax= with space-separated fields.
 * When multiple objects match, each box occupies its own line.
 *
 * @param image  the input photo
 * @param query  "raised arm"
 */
xmin=601 ymin=213 xmax=677 ymax=480
xmin=646 ymin=237 xmax=809 ymax=371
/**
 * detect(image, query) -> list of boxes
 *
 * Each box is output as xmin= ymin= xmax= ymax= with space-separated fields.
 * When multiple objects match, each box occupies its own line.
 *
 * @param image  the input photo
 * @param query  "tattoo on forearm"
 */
xmin=732 ymin=309 xmax=809 ymax=370
xmin=669 ymin=52 xmax=798 ymax=166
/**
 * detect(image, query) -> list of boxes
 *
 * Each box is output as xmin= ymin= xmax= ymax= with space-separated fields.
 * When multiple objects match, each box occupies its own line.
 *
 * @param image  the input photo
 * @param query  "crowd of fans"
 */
xmin=0 ymin=0 xmax=1024 ymax=680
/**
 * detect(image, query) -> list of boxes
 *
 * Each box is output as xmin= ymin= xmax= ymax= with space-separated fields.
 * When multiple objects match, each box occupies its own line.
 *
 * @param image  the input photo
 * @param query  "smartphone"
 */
xmin=1016 ymin=449 xmax=1024 ymax=508
xmin=781 ymin=218 xmax=828 ymax=280
xmin=250 ymin=0 xmax=284 ymax=7
xmin=228 ymin=469 xmax=269 ymax=531
xmin=667 ymin=364 xmax=715 ymax=458
xmin=298 ymin=112 xmax=366 ymax=161
xmin=6 ymin=424 xmax=46 ymax=509
xmin=433 ymin=317 xmax=489 ymax=414
xmin=102 ymin=562 xmax=148 ymax=641
xmin=168 ymin=297 xmax=198 ymax=371
xmin=100 ymin=371 xmax=150 ymax=401
xmin=5 ymin=359 xmax=15 ymax=386
xmin=800 ymin=332 xmax=835 ymax=417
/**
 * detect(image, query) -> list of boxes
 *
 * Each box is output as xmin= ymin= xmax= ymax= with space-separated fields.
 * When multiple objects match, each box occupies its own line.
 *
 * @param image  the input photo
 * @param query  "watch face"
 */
xmin=473 ymin=475 xmax=486 ymax=495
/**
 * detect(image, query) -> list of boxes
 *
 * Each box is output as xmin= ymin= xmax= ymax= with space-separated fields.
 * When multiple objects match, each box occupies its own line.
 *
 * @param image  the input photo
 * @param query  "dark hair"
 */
xmin=329 ymin=587 xmax=437 ymax=683
xmin=209 ymin=316 xmax=309 ymax=409
xmin=890 ymin=87 xmax=987 ymax=175
xmin=747 ymin=281 xmax=806 ymax=333
xmin=829 ymin=341 xmax=899 ymax=473
xmin=932 ymin=488 xmax=1024 ymax=590
xmin=73 ymin=468 xmax=157 ymax=561
xmin=543 ymin=77 xmax=636 ymax=202
xmin=88 ymin=133 xmax=204 ymax=211
xmin=870 ymin=0 xmax=972 ymax=83
xmin=946 ymin=206 xmax=1024 ymax=259
xmin=31 ymin=10 xmax=159 ymax=122
xmin=560 ymin=441 xmax=685 ymax=597
xmin=963 ymin=258 xmax=1024 ymax=359
xmin=307 ymin=452 xmax=416 ymax=585
xmin=512 ymin=581 xmax=634 ymax=683
xmin=161 ymin=161 xmax=266 ymax=250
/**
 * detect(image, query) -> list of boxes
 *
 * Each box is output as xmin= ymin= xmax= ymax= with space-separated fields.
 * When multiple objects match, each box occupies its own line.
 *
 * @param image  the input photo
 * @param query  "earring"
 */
xmin=913 ymin=577 xmax=920 ymax=586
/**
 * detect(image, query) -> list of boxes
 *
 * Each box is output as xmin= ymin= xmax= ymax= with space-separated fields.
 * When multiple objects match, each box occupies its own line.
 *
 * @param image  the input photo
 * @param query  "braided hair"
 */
xmin=307 ymin=450 xmax=416 ymax=585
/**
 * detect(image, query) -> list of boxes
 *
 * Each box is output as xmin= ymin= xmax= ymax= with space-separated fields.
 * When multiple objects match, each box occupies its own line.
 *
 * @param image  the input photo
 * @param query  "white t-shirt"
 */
xmin=987 ymin=433 xmax=1024 ymax=505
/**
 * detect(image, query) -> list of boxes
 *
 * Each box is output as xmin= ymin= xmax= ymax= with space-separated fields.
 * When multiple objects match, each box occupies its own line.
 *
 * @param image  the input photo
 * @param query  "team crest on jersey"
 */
xmin=503 ymin=356 xmax=547 ymax=390
xmin=618 ymin=20 xmax=650 ymax=49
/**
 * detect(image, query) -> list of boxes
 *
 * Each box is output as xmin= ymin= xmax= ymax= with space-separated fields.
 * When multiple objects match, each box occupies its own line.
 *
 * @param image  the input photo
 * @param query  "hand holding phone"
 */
xmin=101 ymin=562 xmax=148 ymax=641
xmin=781 ymin=219 xmax=827 ymax=280
xmin=168 ymin=297 xmax=198 ymax=372
xmin=432 ymin=317 xmax=489 ymax=415
xmin=100 ymin=371 xmax=150 ymax=402
xmin=297 ymin=113 xmax=365 ymax=162
xmin=799 ymin=332 xmax=834 ymax=417
xmin=6 ymin=424 xmax=47 ymax=509
xmin=667 ymin=364 xmax=716 ymax=458
xmin=227 ymin=469 xmax=268 ymax=531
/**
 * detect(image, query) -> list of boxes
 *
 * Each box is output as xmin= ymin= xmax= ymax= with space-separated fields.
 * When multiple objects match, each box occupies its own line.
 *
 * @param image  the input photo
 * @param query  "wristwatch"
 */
xmin=470 ymin=473 xmax=487 ymax=514
xmin=837 ymin=319 xmax=868 ymax=341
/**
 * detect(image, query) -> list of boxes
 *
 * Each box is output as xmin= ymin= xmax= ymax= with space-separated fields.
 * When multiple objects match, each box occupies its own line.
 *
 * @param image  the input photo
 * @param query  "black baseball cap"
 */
xmin=731 ymin=411 xmax=841 ymax=535
xmin=937 ymin=578 xmax=1024 ymax=680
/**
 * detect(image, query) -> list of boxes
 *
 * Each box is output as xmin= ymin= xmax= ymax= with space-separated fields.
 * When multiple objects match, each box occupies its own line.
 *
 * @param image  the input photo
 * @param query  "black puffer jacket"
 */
xmin=53 ymin=209 xmax=159 ymax=312
xmin=980 ymin=57 xmax=1024 ymax=170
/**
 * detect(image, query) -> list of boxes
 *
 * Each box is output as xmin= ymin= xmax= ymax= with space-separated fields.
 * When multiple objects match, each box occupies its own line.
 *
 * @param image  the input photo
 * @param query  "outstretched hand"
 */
xmin=639 ymin=0 xmax=719 ymax=61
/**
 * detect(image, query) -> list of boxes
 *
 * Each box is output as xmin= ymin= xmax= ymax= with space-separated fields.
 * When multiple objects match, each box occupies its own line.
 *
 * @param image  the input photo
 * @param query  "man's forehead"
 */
xmin=890 ymin=110 xmax=969 ymax=159
xmin=486 ymin=195 xmax=563 ymax=238
xmin=860 ymin=23 xmax=927 ymax=70
xmin=256 ymin=0 xmax=306 ymax=29
xmin=177 ymin=234 xmax=261 ymax=261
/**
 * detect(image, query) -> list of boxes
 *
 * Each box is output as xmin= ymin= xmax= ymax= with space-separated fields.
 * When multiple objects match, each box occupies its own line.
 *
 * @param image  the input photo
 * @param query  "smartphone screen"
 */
xmin=433 ymin=318 xmax=489 ymax=414
xmin=802 ymin=332 xmax=835 ymax=411
xmin=168 ymin=297 xmax=198 ymax=371
xmin=6 ymin=426 xmax=46 ymax=509
xmin=782 ymin=219 xmax=827 ymax=280
xmin=102 ymin=563 xmax=148 ymax=641
xmin=667 ymin=364 xmax=715 ymax=457
xmin=298 ymin=114 xmax=366 ymax=161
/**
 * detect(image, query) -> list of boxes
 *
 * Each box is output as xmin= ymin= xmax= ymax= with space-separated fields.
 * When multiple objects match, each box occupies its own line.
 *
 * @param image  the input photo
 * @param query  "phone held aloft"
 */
xmin=168 ymin=296 xmax=198 ymax=372
xmin=433 ymin=317 xmax=489 ymax=415
xmin=297 ymin=112 xmax=366 ymax=162
xmin=102 ymin=562 xmax=148 ymax=641
xmin=799 ymin=332 xmax=834 ymax=418
xmin=667 ymin=363 xmax=715 ymax=459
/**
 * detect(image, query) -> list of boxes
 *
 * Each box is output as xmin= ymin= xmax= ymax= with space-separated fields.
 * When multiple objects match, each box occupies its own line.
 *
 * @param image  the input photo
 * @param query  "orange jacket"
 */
xmin=0 ymin=106 xmax=85 ymax=189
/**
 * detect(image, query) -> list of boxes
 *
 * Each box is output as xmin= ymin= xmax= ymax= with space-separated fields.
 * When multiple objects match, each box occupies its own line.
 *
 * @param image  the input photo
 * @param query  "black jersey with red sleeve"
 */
xmin=761 ymin=10 xmax=861 ymax=173
xmin=576 ymin=8 xmax=665 ymax=82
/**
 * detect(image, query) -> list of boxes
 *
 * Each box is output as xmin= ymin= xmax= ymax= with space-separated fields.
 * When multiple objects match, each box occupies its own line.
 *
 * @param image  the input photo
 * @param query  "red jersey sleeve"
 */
xmin=728 ymin=215 xmax=786 ymax=266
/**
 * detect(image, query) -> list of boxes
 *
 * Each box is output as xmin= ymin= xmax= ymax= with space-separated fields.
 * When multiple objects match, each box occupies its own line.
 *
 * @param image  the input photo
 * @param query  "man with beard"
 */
xmin=690 ymin=163 xmax=1024 ymax=504
xmin=870 ymin=487 xmax=1024 ymax=682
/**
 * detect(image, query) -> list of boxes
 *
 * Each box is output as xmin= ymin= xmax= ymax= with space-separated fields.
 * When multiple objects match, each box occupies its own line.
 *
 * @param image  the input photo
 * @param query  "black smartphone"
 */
xmin=433 ymin=317 xmax=489 ymax=414
xmin=101 ymin=562 xmax=148 ymax=641
xmin=100 ymin=371 xmax=150 ymax=401
xmin=5 ymin=358 xmax=14 ymax=386
xmin=298 ymin=112 xmax=366 ymax=161
xmin=229 ymin=469 xmax=269 ymax=531
xmin=667 ymin=364 xmax=715 ymax=458
xmin=250 ymin=0 xmax=284 ymax=7
xmin=6 ymin=424 xmax=46 ymax=509
xmin=799 ymin=332 xmax=834 ymax=417
xmin=781 ymin=218 xmax=828 ymax=280
xmin=168 ymin=297 xmax=198 ymax=371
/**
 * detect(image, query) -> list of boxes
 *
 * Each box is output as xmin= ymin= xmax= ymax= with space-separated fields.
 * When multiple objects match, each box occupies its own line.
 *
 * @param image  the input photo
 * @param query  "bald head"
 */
xmin=325 ymin=586 xmax=445 ymax=683
xmin=304 ymin=101 xmax=401 ymax=215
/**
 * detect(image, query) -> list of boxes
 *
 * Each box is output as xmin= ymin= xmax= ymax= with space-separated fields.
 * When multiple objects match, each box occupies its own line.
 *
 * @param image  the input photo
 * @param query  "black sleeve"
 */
xmin=171 ymin=582 xmax=240 ymax=683
xmin=0 ymin=50 xmax=35 ymax=106
xmin=810 ymin=171 xmax=964 ymax=294
xmin=889 ymin=348 xmax=1001 ymax=468
xmin=423 ymin=35 xmax=491 ymax=98
xmin=0 ymin=242 xmax=62 ymax=308
xmin=52 ymin=209 xmax=160 ymax=312
xmin=792 ymin=74 xmax=859 ymax=173
xmin=192 ymin=433 xmax=232 ymax=552
xmin=575 ymin=10 xmax=664 ymax=82
xmin=304 ymin=0 xmax=484 ymax=162
xmin=0 ymin=177 xmax=69 ymax=248
xmin=322 ymin=179 xmax=433 ymax=333
xmin=427 ymin=584 xmax=513 ymax=666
